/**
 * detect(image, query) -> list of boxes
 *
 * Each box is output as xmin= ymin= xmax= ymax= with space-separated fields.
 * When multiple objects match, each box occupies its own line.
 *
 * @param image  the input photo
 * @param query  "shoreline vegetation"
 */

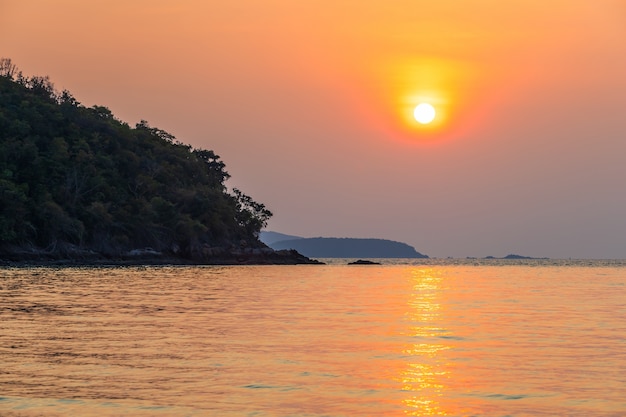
xmin=0 ymin=58 xmax=321 ymax=265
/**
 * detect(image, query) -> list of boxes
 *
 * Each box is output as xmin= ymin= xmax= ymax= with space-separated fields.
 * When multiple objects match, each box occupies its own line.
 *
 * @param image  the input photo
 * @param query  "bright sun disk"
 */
xmin=413 ymin=103 xmax=436 ymax=124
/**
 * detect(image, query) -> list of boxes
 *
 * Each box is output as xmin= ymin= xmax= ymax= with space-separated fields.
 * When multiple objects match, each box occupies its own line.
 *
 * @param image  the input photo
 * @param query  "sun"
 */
xmin=413 ymin=103 xmax=436 ymax=124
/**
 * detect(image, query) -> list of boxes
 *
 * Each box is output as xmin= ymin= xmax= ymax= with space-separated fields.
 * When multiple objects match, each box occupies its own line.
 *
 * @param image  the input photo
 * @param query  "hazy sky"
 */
xmin=2 ymin=0 xmax=625 ymax=258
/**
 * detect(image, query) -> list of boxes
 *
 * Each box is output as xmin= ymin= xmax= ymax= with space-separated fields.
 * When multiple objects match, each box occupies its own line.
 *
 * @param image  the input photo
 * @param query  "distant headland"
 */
xmin=261 ymin=232 xmax=428 ymax=259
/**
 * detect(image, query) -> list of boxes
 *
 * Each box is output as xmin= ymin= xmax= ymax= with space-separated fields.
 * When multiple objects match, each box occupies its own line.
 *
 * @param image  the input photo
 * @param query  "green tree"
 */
xmin=232 ymin=188 xmax=273 ymax=237
xmin=0 ymin=58 xmax=274 ymax=259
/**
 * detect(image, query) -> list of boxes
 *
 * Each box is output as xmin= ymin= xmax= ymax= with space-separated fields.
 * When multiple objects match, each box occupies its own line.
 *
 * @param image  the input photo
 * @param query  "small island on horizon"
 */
xmin=481 ymin=254 xmax=549 ymax=260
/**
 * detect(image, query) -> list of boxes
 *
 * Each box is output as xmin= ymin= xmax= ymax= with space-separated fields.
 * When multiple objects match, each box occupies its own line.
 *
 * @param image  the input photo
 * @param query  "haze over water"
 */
xmin=1 ymin=261 xmax=625 ymax=416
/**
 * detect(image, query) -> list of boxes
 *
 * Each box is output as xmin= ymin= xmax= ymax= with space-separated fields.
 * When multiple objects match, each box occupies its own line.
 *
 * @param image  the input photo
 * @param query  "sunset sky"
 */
xmin=2 ymin=0 xmax=625 ymax=258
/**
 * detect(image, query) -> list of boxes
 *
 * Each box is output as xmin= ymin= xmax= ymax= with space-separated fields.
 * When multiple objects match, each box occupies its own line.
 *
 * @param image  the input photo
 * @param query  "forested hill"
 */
xmin=269 ymin=237 xmax=429 ymax=258
xmin=0 ymin=59 xmax=316 ymax=264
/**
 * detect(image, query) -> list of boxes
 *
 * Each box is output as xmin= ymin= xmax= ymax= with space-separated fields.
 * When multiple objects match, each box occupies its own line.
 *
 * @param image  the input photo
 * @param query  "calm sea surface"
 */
xmin=1 ymin=259 xmax=625 ymax=416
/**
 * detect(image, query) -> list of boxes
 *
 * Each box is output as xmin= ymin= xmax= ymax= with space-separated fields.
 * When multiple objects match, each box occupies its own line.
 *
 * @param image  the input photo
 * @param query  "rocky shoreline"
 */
xmin=0 ymin=245 xmax=324 ymax=267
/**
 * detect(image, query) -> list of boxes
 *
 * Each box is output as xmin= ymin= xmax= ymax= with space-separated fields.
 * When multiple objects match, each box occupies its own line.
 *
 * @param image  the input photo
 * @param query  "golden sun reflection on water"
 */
xmin=401 ymin=268 xmax=451 ymax=416
xmin=1 ymin=265 xmax=625 ymax=416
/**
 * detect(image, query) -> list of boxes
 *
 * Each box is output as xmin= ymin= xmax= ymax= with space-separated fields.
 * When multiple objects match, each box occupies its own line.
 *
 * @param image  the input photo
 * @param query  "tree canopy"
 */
xmin=0 ymin=58 xmax=272 ymax=260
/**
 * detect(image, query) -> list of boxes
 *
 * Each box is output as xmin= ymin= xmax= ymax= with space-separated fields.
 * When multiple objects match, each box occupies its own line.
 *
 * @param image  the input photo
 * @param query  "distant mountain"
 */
xmin=268 ymin=237 xmax=428 ymax=258
xmin=259 ymin=231 xmax=303 ymax=245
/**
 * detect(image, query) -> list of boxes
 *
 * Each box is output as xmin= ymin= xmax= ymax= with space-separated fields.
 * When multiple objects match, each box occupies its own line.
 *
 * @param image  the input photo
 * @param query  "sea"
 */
xmin=0 ymin=259 xmax=624 ymax=417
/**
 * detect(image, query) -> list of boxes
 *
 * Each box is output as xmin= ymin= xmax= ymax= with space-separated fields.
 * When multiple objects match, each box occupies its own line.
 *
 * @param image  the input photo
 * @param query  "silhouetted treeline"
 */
xmin=0 ymin=58 xmax=272 ymax=260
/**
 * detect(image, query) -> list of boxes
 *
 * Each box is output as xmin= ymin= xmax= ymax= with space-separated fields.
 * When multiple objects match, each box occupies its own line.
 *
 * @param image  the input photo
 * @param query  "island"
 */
xmin=348 ymin=259 xmax=382 ymax=265
xmin=483 ymin=254 xmax=548 ymax=260
xmin=263 ymin=235 xmax=428 ymax=258
xmin=0 ymin=59 xmax=320 ymax=265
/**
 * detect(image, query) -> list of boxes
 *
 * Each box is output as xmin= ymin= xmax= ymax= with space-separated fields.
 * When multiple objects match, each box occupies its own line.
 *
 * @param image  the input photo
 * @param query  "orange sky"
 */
xmin=2 ymin=0 xmax=626 ymax=258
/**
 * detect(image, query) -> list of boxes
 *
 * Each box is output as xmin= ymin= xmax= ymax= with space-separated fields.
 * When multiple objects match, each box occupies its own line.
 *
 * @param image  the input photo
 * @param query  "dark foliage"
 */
xmin=0 ymin=59 xmax=272 ymax=258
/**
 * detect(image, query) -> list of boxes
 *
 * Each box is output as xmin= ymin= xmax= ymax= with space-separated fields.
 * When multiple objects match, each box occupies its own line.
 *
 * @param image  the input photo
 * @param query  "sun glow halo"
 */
xmin=376 ymin=57 xmax=480 ymax=140
xmin=413 ymin=103 xmax=436 ymax=124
